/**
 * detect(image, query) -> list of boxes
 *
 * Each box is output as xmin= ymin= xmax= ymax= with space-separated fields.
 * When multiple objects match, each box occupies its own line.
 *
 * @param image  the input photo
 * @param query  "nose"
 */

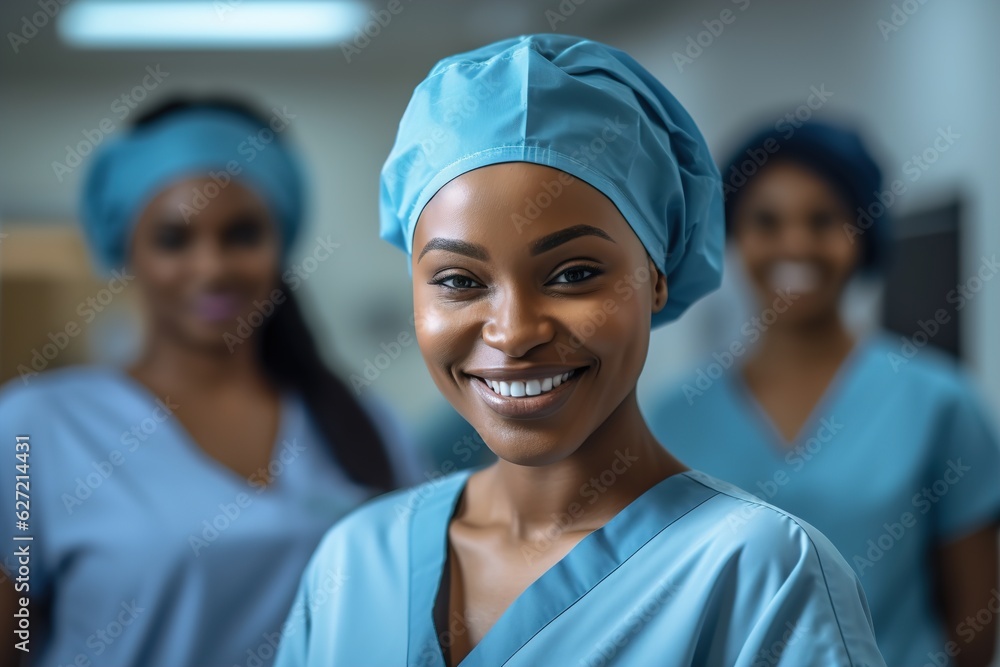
xmin=481 ymin=289 xmax=555 ymax=358
xmin=189 ymin=236 xmax=230 ymax=283
xmin=777 ymin=218 xmax=819 ymax=258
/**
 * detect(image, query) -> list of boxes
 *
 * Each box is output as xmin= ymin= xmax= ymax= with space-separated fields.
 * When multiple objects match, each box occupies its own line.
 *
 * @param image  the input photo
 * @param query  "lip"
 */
xmin=464 ymin=365 xmax=582 ymax=382
xmin=466 ymin=366 xmax=587 ymax=420
xmin=192 ymin=293 xmax=244 ymax=322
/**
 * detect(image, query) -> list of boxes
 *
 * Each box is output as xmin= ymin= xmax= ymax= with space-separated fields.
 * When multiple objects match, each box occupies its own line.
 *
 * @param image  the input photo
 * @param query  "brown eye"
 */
xmin=152 ymin=224 xmax=191 ymax=252
xmin=549 ymin=265 xmax=602 ymax=284
xmin=744 ymin=208 xmax=780 ymax=235
xmin=432 ymin=274 xmax=483 ymax=290
xmin=223 ymin=216 xmax=266 ymax=247
xmin=808 ymin=209 xmax=838 ymax=233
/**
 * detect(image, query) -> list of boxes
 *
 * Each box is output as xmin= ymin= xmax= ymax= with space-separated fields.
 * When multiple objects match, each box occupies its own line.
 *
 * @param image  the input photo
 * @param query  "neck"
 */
xmin=482 ymin=391 xmax=684 ymax=537
xmin=753 ymin=308 xmax=855 ymax=366
xmin=129 ymin=328 xmax=268 ymax=395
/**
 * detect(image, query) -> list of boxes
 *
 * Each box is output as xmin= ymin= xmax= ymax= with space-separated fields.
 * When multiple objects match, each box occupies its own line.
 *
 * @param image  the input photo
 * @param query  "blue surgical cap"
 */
xmin=720 ymin=120 xmax=888 ymax=272
xmin=379 ymin=34 xmax=724 ymax=327
xmin=81 ymin=106 xmax=304 ymax=271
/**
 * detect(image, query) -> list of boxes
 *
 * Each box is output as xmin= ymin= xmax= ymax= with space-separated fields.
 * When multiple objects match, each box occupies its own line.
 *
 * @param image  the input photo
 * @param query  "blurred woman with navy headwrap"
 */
xmin=647 ymin=120 xmax=1000 ymax=666
xmin=274 ymin=35 xmax=886 ymax=666
xmin=0 ymin=98 xmax=422 ymax=667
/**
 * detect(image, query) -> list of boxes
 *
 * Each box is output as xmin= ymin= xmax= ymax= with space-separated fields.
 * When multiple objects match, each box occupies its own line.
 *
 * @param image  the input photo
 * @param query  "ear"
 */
xmin=649 ymin=259 xmax=668 ymax=315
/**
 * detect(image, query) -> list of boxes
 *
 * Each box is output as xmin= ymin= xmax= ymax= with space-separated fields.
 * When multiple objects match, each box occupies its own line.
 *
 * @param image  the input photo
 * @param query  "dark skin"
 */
xmin=124 ymin=177 xmax=284 ymax=482
xmin=0 ymin=177 xmax=286 ymax=666
xmin=411 ymin=162 xmax=686 ymax=665
xmin=734 ymin=161 xmax=860 ymax=442
xmin=734 ymin=161 xmax=998 ymax=667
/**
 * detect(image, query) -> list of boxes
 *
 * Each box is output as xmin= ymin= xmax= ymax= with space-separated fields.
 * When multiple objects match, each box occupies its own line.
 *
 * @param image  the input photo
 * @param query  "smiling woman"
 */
xmin=0 ymin=96 xmax=420 ymax=667
xmin=647 ymin=121 xmax=1000 ymax=667
xmin=412 ymin=163 xmax=664 ymax=466
xmin=274 ymin=34 xmax=888 ymax=666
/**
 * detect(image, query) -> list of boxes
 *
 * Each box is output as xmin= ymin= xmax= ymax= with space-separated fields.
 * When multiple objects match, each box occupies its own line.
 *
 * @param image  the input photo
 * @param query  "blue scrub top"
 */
xmin=645 ymin=332 xmax=1000 ymax=667
xmin=0 ymin=366 xmax=420 ymax=667
xmin=273 ymin=467 xmax=886 ymax=666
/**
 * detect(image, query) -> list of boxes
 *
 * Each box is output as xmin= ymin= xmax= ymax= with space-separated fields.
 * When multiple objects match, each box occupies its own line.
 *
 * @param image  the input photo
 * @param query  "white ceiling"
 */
xmin=0 ymin=0 xmax=661 ymax=84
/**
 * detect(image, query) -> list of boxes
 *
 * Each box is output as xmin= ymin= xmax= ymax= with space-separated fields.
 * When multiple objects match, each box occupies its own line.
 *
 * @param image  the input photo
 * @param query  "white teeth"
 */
xmin=770 ymin=261 xmax=820 ymax=294
xmin=482 ymin=370 xmax=579 ymax=398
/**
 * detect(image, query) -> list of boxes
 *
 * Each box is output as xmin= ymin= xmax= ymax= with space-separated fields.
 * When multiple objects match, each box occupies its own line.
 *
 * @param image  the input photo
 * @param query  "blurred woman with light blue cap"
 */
xmin=275 ymin=35 xmax=886 ymax=666
xmin=0 ymin=98 xmax=423 ymax=667
xmin=646 ymin=121 xmax=1000 ymax=666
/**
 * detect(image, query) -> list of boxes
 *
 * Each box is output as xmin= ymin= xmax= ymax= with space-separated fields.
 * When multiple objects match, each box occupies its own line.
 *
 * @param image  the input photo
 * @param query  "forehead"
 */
xmin=138 ymin=177 xmax=269 ymax=226
xmin=413 ymin=162 xmax=633 ymax=247
xmin=740 ymin=161 xmax=847 ymax=208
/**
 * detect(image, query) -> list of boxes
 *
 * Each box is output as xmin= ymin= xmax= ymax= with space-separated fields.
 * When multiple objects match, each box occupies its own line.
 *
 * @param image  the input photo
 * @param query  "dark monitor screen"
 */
xmin=880 ymin=199 xmax=962 ymax=360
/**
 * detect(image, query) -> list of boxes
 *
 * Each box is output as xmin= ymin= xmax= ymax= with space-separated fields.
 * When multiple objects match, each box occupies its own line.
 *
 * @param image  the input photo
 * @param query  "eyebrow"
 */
xmin=530 ymin=224 xmax=615 ymax=255
xmin=418 ymin=238 xmax=490 ymax=262
xmin=416 ymin=224 xmax=615 ymax=262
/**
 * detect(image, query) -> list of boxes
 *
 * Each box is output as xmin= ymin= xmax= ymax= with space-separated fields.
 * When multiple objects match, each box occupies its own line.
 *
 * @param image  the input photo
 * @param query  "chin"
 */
xmin=478 ymin=422 xmax=585 ymax=467
xmin=182 ymin=324 xmax=245 ymax=352
xmin=491 ymin=448 xmax=578 ymax=468
xmin=785 ymin=300 xmax=841 ymax=327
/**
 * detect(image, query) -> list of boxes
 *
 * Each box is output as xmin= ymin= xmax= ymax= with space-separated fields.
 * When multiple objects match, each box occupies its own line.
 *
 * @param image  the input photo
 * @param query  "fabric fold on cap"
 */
xmin=379 ymin=33 xmax=724 ymax=327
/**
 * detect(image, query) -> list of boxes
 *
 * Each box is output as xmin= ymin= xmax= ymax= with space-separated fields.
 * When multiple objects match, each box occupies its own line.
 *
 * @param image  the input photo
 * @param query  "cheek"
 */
xmin=132 ymin=252 xmax=186 ymax=300
xmin=735 ymin=230 xmax=767 ymax=259
xmin=734 ymin=234 xmax=774 ymax=283
xmin=825 ymin=235 xmax=861 ymax=274
xmin=413 ymin=293 xmax=474 ymax=371
xmin=239 ymin=250 xmax=280 ymax=286
xmin=562 ymin=279 xmax=650 ymax=371
xmin=602 ymin=296 xmax=648 ymax=361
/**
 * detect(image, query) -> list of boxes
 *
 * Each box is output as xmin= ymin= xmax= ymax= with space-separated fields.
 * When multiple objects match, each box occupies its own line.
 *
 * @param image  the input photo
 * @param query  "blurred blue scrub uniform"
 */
xmin=646 ymin=333 xmax=1000 ymax=667
xmin=0 ymin=367 xmax=420 ymax=667
xmin=274 ymin=468 xmax=886 ymax=666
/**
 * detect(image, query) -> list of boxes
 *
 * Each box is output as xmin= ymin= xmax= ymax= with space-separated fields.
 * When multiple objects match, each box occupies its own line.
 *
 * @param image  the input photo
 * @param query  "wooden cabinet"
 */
xmin=0 ymin=223 xmax=141 ymax=386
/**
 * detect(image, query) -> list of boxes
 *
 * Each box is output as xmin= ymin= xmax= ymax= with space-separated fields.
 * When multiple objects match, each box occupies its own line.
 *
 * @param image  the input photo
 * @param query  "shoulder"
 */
xmin=677 ymin=472 xmax=881 ymax=664
xmin=683 ymin=470 xmax=817 ymax=543
xmin=0 ymin=365 xmax=119 ymax=417
xmin=867 ymin=332 xmax=973 ymax=400
xmin=306 ymin=472 xmax=466 ymax=568
xmin=317 ymin=485 xmax=416 ymax=547
xmin=645 ymin=363 xmax=731 ymax=422
xmin=681 ymin=471 xmax=858 ymax=581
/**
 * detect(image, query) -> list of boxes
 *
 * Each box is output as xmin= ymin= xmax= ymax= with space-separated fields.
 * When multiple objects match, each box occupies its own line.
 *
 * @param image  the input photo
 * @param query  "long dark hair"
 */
xmin=134 ymin=97 xmax=397 ymax=493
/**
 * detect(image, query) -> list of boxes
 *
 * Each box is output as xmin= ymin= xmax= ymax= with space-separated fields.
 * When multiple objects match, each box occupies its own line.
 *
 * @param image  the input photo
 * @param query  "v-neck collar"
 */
xmin=407 ymin=469 xmax=720 ymax=667
xmin=105 ymin=367 xmax=299 ymax=492
xmin=726 ymin=333 xmax=874 ymax=454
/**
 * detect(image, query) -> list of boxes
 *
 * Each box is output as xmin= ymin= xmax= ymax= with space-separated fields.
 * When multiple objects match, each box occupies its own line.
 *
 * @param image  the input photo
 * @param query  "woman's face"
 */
xmin=732 ymin=161 xmax=861 ymax=324
xmin=412 ymin=162 xmax=667 ymax=466
xmin=129 ymin=177 xmax=282 ymax=350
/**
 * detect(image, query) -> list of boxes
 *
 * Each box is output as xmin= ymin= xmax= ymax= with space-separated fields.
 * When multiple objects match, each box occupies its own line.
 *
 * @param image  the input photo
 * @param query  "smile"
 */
xmin=479 ymin=370 xmax=578 ymax=397
xmin=465 ymin=366 xmax=588 ymax=419
xmin=769 ymin=260 xmax=821 ymax=294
